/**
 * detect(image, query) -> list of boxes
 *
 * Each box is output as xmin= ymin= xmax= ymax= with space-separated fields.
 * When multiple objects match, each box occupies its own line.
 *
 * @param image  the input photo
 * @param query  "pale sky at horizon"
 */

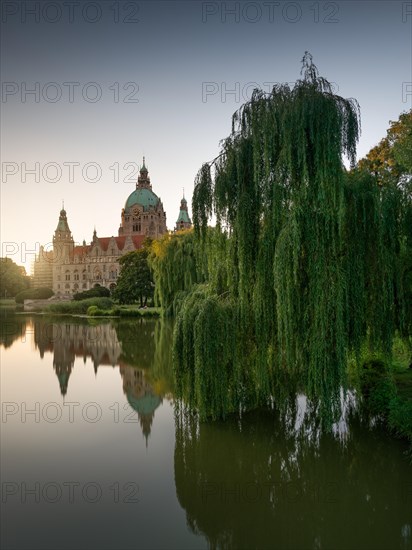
xmin=1 ymin=0 xmax=411 ymax=273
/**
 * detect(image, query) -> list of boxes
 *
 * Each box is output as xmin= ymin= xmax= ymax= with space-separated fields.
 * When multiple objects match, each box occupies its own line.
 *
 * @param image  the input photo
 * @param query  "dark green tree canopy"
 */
xmin=170 ymin=54 xmax=410 ymax=428
xmin=0 ymin=258 xmax=29 ymax=297
xmin=114 ymin=240 xmax=154 ymax=306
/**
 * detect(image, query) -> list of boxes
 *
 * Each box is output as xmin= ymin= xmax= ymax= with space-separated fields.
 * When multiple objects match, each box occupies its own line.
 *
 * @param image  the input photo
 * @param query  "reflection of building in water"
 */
xmin=119 ymin=364 xmax=162 ymax=445
xmin=33 ymin=320 xmax=122 ymax=396
xmin=31 ymin=318 xmax=163 ymax=442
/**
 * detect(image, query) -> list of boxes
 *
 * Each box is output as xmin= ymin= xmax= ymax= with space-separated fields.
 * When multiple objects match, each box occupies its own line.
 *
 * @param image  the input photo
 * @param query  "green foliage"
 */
xmin=149 ymin=230 xmax=207 ymax=316
xmin=114 ymin=245 xmax=154 ymax=306
xmin=118 ymin=307 xmax=161 ymax=317
xmin=15 ymin=287 xmax=54 ymax=304
xmin=388 ymin=398 xmax=412 ymax=443
xmin=360 ymin=358 xmax=397 ymax=417
xmin=357 ymin=109 xmax=412 ymax=185
xmin=173 ymin=53 xmax=410 ymax=428
xmin=73 ymin=286 xmax=111 ymax=300
xmin=0 ymin=258 xmax=29 ymax=298
xmin=47 ymin=297 xmax=113 ymax=314
xmin=173 ymin=285 xmax=240 ymax=420
xmin=356 ymin=351 xmax=412 ymax=448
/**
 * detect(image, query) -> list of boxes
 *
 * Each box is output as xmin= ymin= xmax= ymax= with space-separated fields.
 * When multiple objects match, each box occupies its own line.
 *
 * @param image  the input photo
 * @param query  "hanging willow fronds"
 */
xmin=172 ymin=53 xmax=408 ymax=428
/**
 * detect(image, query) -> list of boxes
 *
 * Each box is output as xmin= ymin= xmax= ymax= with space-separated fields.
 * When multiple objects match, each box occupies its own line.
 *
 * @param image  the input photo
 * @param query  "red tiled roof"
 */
xmin=58 ymin=235 xmax=145 ymax=261
xmin=97 ymin=236 xmax=145 ymax=252
xmin=72 ymin=245 xmax=91 ymax=256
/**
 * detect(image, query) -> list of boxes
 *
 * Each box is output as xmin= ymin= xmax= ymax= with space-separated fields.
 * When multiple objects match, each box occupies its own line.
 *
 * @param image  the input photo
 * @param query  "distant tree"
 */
xmin=114 ymin=240 xmax=154 ymax=306
xmin=0 ymin=258 xmax=29 ymax=298
xmin=73 ymin=286 xmax=110 ymax=301
xmin=357 ymin=109 xmax=412 ymax=186
xmin=14 ymin=287 xmax=54 ymax=304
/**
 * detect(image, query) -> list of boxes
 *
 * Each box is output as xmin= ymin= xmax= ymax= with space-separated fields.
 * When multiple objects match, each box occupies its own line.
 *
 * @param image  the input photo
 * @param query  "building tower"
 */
xmin=52 ymin=208 xmax=75 ymax=294
xmin=119 ymin=158 xmax=167 ymax=238
xmin=53 ymin=207 xmax=75 ymax=261
xmin=175 ymin=194 xmax=192 ymax=231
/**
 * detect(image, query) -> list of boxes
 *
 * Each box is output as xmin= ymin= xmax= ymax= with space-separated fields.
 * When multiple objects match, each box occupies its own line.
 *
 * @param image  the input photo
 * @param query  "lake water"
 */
xmin=1 ymin=312 xmax=411 ymax=550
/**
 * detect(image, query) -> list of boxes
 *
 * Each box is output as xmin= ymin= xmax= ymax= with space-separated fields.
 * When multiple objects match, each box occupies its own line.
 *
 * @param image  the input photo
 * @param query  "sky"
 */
xmin=1 ymin=0 xmax=411 ymax=273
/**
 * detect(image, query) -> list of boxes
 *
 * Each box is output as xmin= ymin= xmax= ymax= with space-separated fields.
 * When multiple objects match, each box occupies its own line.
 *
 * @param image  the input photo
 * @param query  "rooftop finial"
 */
xmin=183 ymin=187 xmax=185 ymax=199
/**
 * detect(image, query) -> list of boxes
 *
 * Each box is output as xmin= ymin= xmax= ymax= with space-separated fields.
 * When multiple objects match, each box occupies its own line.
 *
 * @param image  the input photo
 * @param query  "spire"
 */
xmin=55 ymin=205 xmax=71 ymax=233
xmin=137 ymin=156 xmax=151 ymax=190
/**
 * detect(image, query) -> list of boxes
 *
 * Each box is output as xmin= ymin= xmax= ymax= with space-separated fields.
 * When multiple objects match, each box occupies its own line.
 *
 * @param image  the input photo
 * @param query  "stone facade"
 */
xmin=33 ymin=159 xmax=189 ymax=295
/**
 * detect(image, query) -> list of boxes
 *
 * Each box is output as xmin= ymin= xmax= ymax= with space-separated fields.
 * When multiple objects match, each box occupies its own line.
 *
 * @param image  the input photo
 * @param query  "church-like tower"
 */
xmin=175 ymin=194 xmax=192 ymax=231
xmin=51 ymin=208 xmax=76 ymax=295
xmin=119 ymin=158 xmax=167 ymax=238
xmin=53 ymin=207 xmax=75 ymax=262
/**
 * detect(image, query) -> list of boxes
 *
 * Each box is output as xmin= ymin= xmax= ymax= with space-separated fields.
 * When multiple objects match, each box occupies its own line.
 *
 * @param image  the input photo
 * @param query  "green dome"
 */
xmin=126 ymin=391 xmax=162 ymax=415
xmin=125 ymin=188 xmax=159 ymax=211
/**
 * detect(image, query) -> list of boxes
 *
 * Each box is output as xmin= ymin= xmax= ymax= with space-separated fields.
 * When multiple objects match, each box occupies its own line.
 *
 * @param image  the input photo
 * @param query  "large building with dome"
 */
xmin=33 ymin=159 xmax=192 ymax=295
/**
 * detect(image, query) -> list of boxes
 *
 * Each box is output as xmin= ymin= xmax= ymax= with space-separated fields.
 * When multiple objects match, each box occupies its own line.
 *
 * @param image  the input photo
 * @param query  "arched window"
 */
xmin=65 ymin=270 xmax=70 ymax=281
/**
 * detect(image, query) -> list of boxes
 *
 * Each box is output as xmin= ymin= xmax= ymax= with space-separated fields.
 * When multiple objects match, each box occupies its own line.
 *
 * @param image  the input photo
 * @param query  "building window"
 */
xmin=65 ymin=270 xmax=70 ymax=281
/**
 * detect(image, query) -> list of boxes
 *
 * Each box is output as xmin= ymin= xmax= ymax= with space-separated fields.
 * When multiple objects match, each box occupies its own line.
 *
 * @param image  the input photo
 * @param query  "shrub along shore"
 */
xmin=4 ymin=296 xmax=161 ymax=318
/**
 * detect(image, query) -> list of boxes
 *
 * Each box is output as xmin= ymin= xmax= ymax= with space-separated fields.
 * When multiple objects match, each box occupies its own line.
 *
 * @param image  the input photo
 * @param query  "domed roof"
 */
xmin=126 ymin=391 xmax=162 ymax=415
xmin=125 ymin=188 xmax=159 ymax=211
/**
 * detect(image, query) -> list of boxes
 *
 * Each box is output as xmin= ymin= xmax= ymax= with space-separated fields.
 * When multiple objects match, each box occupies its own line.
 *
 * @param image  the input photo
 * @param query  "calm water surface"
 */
xmin=1 ymin=312 xmax=411 ymax=550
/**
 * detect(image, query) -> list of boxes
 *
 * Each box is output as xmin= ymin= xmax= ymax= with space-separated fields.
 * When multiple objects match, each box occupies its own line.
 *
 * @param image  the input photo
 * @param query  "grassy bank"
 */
xmin=32 ymin=298 xmax=162 ymax=318
xmin=87 ymin=304 xmax=161 ymax=317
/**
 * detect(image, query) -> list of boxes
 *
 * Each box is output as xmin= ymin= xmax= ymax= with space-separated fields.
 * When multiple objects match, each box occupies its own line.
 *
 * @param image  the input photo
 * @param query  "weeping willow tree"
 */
xmin=149 ymin=229 xmax=207 ymax=316
xmin=173 ymin=53 xmax=410 ymax=428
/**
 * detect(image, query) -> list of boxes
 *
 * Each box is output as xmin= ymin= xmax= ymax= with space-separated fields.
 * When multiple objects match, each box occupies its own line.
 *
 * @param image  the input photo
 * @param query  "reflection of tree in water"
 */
xmin=174 ymin=406 xmax=411 ymax=550
xmin=114 ymin=318 xmax=157 ymax=369
xmin=0 ymin=310 xmax=26 ymax=349
xmin=117 ymin=319 xmax=175 ymax=445
xmin=152 ymin=320 xmax=175 ymax=396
